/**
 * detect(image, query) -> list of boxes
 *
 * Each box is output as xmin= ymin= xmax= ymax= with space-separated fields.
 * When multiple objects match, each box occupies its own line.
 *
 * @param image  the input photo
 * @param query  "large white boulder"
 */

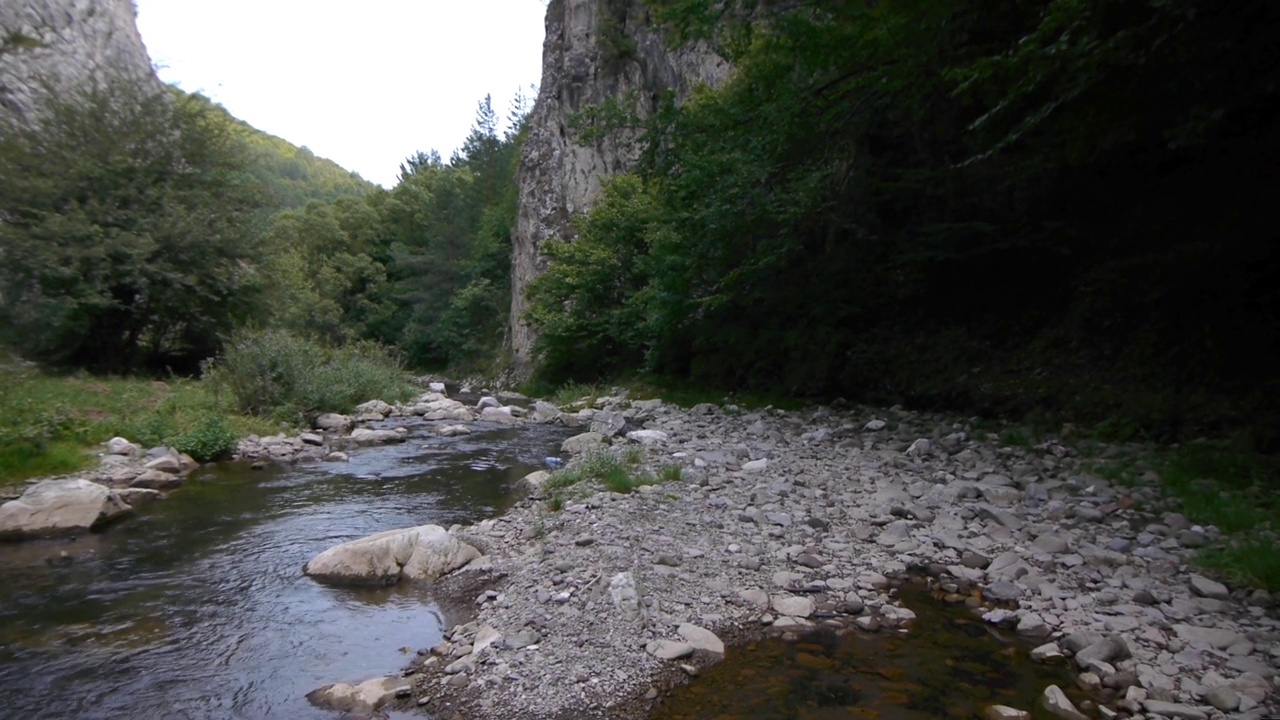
xmin=306 ymin=675 xmax=409 ymax=714
xmin=479 ymin=406 xmax=520 ymax=424
xmin=0 ymin=479 xmax=133 ymax=539
xmin=314 ymin=413 xmax=353 ymax=432
xmin=348 ymin=428 xmax=407 ymax=445
xmin=303 ymin=525 xmax=482 ymax=585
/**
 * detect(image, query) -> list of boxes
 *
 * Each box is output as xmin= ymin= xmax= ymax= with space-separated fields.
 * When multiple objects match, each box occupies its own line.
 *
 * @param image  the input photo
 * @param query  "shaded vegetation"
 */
xmin=1087 ymin=442 xmax=1280 ymax=589
xmin=0 ymin=79 xmax=269 ymax=373
xmin=528 ymin=0 xmax=1280 ymax=448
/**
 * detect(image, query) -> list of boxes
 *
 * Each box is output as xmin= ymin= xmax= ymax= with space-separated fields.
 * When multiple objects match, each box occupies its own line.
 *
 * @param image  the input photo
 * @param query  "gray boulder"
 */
xmin=518 ymin=470 xmax=552 ymax=499
xmin=306 ymin=676 xmax=409 ymax=714
xmin=531 ymin=400 xmax=561 ymax=423
xmin=354 ymin=400 xmax=393 ymax=418
xmin=313 ymin=413 xmax=353 ymax=432
xmin=561 ymin=432 xmax=607 ymax=455
xmin=0 ymin=479 xmax=132 ymax=539
xmin=348 ymin=428 xmax=406 ymax=445
xmin=479 ymin=406 xmax=520 ymax=424
xmin=590 ymin=410 xmax=626 ymax=437
xmin=303 ymin=524 xmax=482 ymax=585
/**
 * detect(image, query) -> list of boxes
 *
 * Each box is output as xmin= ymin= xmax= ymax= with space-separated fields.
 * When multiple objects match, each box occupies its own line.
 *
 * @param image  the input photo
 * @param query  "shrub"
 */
xmin=203 ymin=328 xmax=412 ymax=418
xmin=168 ymin=414 xmax=239 ymax=462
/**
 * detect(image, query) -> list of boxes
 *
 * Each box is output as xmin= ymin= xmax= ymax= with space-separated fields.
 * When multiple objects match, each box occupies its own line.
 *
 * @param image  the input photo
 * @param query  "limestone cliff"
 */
xmin=0 ymin=0 xmax=156 ymax=118
xmin=508 ymin=0 xmax=731 ymax=371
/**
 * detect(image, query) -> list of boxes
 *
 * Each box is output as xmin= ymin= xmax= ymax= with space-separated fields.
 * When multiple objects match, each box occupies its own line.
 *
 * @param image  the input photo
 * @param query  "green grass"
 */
xmin=1 ymin=363 xmax=276 ymax=487
xmin=999 ymin=427 xmax=1036 ymax=449
xmin=1087 ymin=441 xmax=1280 ymax=590
xmin=541 ymin=451 xmax=676 ymax=510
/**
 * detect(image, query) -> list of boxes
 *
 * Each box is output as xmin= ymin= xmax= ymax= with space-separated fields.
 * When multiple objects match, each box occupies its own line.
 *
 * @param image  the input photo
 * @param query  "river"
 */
xmin=0 ymin=419 xmax=571 ymax=719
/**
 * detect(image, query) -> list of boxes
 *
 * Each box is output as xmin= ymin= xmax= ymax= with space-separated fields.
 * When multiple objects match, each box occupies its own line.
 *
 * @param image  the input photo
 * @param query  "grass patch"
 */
xmin=1156 ymin=444 xmax=1279 ymax=535
xmin=542 ymin=451 xmax=677 ymax=509
xmin=0 ymin=363 xmax=277 ymax=487
xmin=658 ymin=464 xmax=683 ymax=483
xmin=1117 ymin=442 xmax=1280 ymax=590
xmin=1198 ymin=537 xmax=1280 ymax=591
xmin=999 ymin=427 xmax=1036 ymax=449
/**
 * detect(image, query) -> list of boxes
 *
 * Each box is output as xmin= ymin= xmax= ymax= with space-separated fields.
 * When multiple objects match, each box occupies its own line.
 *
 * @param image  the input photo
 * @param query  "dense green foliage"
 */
xmin=379 ymin=95 xmax=528 ymax=369
xmin=0 ymin=78 xmax=269 ymax=373
xmin=0 ymin=66 xmax=527 ymax=387
xmin=192 ymin=93 xmax=376 ymax=208
xmin=0 ymin=360 xmax=276 ymax=483
xmin=202 ymin=328 xmax=412 ymax=419
xmin=529 ymin=0 xmax=1280 ymax=445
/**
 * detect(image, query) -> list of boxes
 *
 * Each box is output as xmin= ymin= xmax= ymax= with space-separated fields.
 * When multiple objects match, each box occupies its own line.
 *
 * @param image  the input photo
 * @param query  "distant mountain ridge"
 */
xmin=187 ymin=93 xmax=375 ymax=208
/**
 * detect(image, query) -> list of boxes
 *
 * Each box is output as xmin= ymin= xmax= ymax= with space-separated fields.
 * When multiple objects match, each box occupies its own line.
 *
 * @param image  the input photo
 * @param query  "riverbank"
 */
xmin=399 ymin=394 xmax=1278 ymax=720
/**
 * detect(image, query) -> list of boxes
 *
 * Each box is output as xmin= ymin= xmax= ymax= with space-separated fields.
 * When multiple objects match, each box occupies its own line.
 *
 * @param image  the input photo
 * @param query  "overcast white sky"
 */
xmin=134 ymin=0 xmax=548 ymax=187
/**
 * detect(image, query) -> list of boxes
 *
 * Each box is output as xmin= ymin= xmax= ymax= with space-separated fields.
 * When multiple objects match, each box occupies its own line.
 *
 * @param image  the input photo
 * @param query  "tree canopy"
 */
xmin=528 ymin=0 xmax=1280 ymax=443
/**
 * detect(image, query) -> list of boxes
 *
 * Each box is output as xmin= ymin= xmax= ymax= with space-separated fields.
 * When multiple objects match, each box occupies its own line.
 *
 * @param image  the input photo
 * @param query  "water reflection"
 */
xmin=649 ymin=586 xmax=1084 ymax=720
xmin=0 ymin=420 xmax=570 ymax=719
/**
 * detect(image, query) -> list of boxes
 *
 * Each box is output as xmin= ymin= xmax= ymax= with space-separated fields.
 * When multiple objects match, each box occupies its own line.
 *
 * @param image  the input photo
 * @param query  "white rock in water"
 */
xmin=531 ymin=400 xmax=561 ymax=422
xmin=480 ymin=406 xmax=519 ymax=424
xmin=428 ymin=381 xmax=446 ymax=393
xmin=437 ymin=424 xmax=472 ymax=437
xmin=984 ymin=706 xmax=1030 ymax=720
xmin=518 ymin=470 xmax=552 ymax=499
xmin=307 ymin=675 xmax=409 ymax=714
xmin=304 ymin=525 xmax=481 ymax=585
xmin=0 ymin=479 xmax=132 ymax=540
xmin=1039 ymin=685 xmax=1088 ymax=720
xmin=348 ymin=428 xmax=406 ymax=445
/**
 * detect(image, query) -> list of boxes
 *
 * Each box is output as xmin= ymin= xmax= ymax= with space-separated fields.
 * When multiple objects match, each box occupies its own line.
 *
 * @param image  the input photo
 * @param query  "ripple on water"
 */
xmin=0 ymin=419 xmax=574 ymax=719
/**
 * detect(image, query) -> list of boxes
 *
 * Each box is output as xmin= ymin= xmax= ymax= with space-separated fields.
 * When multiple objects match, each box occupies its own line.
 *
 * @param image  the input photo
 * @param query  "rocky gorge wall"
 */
xmin=508 ymin=0 xmax=732 ymax=372
xmin=0 ymin=0 xmax=156 ymax=118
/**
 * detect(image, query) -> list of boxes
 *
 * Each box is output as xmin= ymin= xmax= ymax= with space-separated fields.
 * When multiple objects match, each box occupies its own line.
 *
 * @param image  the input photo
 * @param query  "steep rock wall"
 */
xmin=0 ymin=0 xmax=156 ymax=118
xmin=508 ymin=0 xmax=731 ymax=371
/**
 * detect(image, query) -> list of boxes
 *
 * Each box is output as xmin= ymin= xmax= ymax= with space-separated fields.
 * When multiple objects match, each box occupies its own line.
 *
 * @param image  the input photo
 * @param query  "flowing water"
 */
xmin=0 ymin=418 xmax=571 ymax=720
xmin=2 ymin=417 xmax=1086 ymax=720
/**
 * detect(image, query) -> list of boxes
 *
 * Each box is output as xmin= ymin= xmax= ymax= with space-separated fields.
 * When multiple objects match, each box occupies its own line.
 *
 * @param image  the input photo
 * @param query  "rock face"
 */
xmin=303 ymin=525 xmax=482 ymax=586
xmin=507 ymin=0 xmax=732 ymax=370
xmin=0 ymin=0 xmax=158 ymax=117
xmin=0 ymin=479 xmax=132 ymax=539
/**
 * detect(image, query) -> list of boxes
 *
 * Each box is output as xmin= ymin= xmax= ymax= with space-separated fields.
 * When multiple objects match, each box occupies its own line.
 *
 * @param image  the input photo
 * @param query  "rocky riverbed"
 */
xmin=364 ymin=393 xmax=1276 ymax=720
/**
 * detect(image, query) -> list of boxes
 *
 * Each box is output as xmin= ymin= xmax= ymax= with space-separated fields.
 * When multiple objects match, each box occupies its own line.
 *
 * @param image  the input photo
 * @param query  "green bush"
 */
xmin=168 ymin=414 xmax=239 ymax=462
xmin=204 ymin=328 xmax=412 ymax=418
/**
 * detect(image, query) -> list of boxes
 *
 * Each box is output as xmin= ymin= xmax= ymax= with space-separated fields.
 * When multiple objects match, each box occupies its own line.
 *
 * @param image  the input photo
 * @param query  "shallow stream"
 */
xmin=2 ymin=416 xmax=1089 ymax=720
xmin=0 ymin=419 xmax=570 ymax=719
